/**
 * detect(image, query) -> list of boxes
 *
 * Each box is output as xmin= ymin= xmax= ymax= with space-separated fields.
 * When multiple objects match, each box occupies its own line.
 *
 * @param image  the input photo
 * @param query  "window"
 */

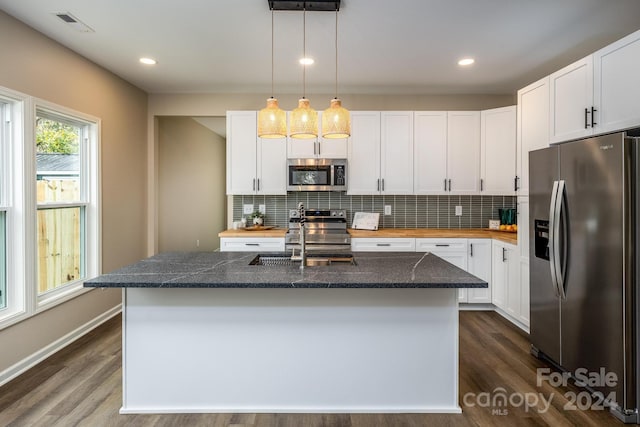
xmin=0 ymin=87 xmax=100 ymax=328
xmin=35 ymin=106 xmax=99 ymax=307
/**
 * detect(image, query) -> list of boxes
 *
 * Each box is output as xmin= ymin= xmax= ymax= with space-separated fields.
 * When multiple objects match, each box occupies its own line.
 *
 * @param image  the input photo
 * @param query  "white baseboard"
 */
xmin=459 ymin=303 xmax=494 ymax=311
xmin=493 ymin=306 xmax=530 ymax=333
xmin=0 ymin=304 xmax=121 ymax=387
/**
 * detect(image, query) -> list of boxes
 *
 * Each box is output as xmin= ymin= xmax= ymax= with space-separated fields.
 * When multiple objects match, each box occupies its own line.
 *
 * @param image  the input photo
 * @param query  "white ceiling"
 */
xmin=1 ymin=0 xmax=640 ymax=96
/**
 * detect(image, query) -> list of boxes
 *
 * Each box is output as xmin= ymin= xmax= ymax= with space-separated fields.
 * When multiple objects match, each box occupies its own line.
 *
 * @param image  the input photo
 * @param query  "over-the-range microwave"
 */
xmin=287 ymin=159 xmax=347 ymax=192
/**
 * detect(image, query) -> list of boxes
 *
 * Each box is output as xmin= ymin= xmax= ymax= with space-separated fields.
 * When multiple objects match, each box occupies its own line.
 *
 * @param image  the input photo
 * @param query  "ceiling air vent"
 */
xmin=53 ymin=12 xmax=95 ymax=32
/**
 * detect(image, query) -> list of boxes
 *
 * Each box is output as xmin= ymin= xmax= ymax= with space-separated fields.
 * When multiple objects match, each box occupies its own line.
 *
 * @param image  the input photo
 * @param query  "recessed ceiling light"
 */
xmin=299 ymin=57 xmax=314 ymax=65
xmin=139 ymin=57 xmax=157 ymax=65
xmin=458 ymin=58 xmax=475 ymax=66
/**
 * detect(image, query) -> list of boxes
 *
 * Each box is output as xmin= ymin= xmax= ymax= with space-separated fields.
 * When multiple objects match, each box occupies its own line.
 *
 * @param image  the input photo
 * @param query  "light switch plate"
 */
xmin=384 ymin=205 xmax=392 ymax=216
xmin=259 ymin=204 xmax=266 ymax=214
xmin=243 ymin=204 xmax=254 ymax=215
xmin=455 ymin=205 xmax=462 ymax=216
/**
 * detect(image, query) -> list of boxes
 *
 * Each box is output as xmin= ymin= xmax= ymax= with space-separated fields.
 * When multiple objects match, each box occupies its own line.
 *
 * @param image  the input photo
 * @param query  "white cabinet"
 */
xmin=348 ymin=111 xmax=413 ymax=195
xmin=549 ymin=56 xmax=594 ymax=144
xmin=466 ymin=239 xmax=492 ymax=304
xmin=447 ymin=111 xmax=481 ymax=194
xmin=220 ymin=237 xmax=285 ymax=252
xmin=480 ymin=106 xmax=516 ymax=195
xmin=287 ymin=112 xmax=348 ymax=159
xmin=549 ymin=29 xmax=640 ymax=144
xmin=380 ymin=111 xmax=414 ymax=194
xmin=348 ymin=111 xmax=380 ymax=194
xmin=517 ymin=196 xmax=530 ymax=328
xmin=491 ymin=240 xmax=519 ymax=319
xmin=351 ymin=238 xmax=415 ymax=252
xmin=414 ymin=111 xmax=481 ymax=195
xmin=414 ymin=111 xmax=448 ymax=194
xmin=226 ymin=111 xmax=286 ymax=195
xmin=593 ymin=29 xmax=640 ymax=134
xmin=416 ymin=238 xmax=468 ymax=302
xmin=517 ymin=77 xmax=549 ymax=196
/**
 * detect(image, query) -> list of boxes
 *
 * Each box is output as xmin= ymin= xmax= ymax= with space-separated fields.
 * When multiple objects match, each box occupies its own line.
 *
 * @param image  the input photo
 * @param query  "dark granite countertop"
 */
xmin=84 ymin=251 xmax=488 ymax=289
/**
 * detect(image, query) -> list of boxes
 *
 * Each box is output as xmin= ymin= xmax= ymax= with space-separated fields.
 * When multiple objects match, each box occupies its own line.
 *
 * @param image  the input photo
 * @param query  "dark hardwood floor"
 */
xmin=0 ymin=311 xmax=624 ymax=426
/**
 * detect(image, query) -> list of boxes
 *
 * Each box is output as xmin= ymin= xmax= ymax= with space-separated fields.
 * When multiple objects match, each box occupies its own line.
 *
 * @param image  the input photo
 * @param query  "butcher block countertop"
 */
xmin=219 ymin=227 xmax=517 ymax=244
xmin=348 ymin=228 xmax=518 ymax=244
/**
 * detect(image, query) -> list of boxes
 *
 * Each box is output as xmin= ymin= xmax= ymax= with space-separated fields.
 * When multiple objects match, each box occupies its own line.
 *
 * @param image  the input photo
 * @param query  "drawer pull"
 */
xmin=435 ymin=244 xmax=450 ymax=247
xmin=376 ymin=243 xmax=391 ymax=247
xmin=245 ymin=243 xmax=260 ymax=246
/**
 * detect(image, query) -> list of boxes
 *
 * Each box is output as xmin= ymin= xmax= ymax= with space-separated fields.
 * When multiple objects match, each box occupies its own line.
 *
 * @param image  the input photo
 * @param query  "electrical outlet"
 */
xmin=384 ymin=205 xmax=392 ymax=216
xmin=455 ymin=205 xmax=463 ymax=216
xmin=243 ymin=204 xmax=254 ymax=215
xmin=259 ymin=204 xmax=266 ymax=214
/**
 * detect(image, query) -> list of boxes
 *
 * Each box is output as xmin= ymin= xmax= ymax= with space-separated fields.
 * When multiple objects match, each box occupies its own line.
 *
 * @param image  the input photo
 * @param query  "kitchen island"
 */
xmin=85 ymin=251 xmax=487 ymax=414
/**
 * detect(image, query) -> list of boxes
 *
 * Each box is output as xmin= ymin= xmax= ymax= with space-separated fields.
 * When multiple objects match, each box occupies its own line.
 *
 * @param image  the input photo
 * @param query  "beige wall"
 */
xmin=0 ymin=12 xmax=147 ymax=372
xmin=158 ymin=117 xmax=226 ymax=251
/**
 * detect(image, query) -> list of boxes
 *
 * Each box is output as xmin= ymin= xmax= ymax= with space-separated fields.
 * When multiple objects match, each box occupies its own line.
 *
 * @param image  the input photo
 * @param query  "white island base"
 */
xmin=121 ymin=287 xmax=461 ymax=414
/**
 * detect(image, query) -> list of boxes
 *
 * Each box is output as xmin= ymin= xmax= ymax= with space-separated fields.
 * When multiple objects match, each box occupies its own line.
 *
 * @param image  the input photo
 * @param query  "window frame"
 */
xmin=33 ymin=100 xmax=101 ymax=311
xmin=0 ymin=86 xmax=102 ymax=330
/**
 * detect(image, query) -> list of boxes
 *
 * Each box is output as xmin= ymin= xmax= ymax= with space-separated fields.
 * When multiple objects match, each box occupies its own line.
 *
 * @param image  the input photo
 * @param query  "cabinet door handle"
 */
xmin=502 ymin=247 xmax=507 ymax=262
xmin=317 ymin=141 xmax=321 ymax=156
xmin=480 ymin=179 xmax=483 ymax=191
xmin=253 ymin=178 xmax=256 ymax=191
xmin=514 ymin=176 xmax=518 ymax=192
xmin=257 ymin=178 xmax=260 ymax=191
xmin=245 ymin=243 xmax=260 ymax=246
xmin=435 ymin=244 xmax=450 ymax=247
xmin=377 ymin=179 xmax=380 ymax=191
xmin=376 ymin=243 xmax=391 ymax=247
xmin=444 ymin=179 xmax=447 ymax=191
xmin=515 ymin=176 xmax=520 ymax=191
xmin=470 ymin=243 xmax=474 ymax=257
xmin=448 ymin=179 xmax=452 ymax=192
xmin=585 ymin=107 xmax=590 ymax=129
xmin=591 ymin=106 xmax=597 ymax=127
xmin=382 ymin=179 xmax=385 ymax=191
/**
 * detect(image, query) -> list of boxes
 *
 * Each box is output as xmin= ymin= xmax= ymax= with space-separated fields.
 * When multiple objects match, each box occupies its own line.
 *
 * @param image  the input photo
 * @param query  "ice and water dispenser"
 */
xmin=534 ymin=220 xmax=550 ymax=260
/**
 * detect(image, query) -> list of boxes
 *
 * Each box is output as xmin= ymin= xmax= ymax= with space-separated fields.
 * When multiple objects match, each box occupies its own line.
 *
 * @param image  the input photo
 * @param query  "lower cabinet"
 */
xmin=351 ymin=238 xmax=416 ymax=252
xmin=466 ymin=239 xmax=492 ymax=303
xmin=220 ymin=237 xmax=285 ymax=252
xmin=415 ymin=238 xmax=469 ymax=302
xmin=491 ymin=240 xmax=522 ymax=320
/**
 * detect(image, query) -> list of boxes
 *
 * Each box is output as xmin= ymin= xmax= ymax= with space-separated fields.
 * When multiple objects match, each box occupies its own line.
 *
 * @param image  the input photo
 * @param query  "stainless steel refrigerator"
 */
xmin=529 ymin=130 xmax=640 ymax=423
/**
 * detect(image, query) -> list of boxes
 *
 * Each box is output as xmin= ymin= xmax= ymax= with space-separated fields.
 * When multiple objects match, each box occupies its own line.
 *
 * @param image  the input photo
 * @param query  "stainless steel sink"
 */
xmin=249 ymin=253 xmax=356 ymax=266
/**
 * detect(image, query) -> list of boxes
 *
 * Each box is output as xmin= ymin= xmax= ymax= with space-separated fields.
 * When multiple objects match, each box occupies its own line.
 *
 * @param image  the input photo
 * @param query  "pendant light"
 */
xmin=289 ymin=8 xmax=318 ymax=139
xmin=322 ymin=9 xmax=350 ymax=138
xmin=257 ymin=10 xmax=286 ymax=138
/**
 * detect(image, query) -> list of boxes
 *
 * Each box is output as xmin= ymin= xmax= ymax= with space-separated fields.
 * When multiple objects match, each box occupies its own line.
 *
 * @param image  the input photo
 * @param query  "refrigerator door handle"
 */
xmin=548 ymin=180 xmax=560 ymax=297
xmin=555 ymin=180 xmax=567 ymax=300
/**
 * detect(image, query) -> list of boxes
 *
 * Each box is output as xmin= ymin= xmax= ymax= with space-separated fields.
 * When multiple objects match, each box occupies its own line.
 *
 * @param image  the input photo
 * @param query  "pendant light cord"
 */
xmin=271 ymin=10 xmax=274 ymax=98
xmin=302 ymin=8 xmax=306 ymax=99
xmin=334 ymin=9 xmax=338 ymax=100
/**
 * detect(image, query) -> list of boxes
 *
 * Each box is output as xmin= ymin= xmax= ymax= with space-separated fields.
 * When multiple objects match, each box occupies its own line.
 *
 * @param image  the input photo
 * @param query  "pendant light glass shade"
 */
xmin=258 ymin=97 xmax=286 ymax=138
xmin=322 ymin=98 xmax=350 ymax=138
xmin=289 ymin=98 xmax=318 ymax=139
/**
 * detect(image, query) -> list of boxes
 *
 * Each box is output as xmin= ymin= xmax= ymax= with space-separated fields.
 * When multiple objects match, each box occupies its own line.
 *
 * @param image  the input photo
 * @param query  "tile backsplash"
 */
xmin=232 ymin=193 xmax=516 ymax=229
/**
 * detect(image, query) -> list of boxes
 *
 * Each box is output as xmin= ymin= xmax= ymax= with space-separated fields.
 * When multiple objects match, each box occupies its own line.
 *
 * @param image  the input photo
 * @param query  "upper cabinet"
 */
xmin=549 ymin=55 xmax=594 ymax=144
xmin=226 ymin=111 xmax=287 ymax=195
xmin=414 ymin=111 xmax=448 ymax=194
xmin=593 ymin=29 xmax=640 ymax=134
xmin=287 ymin=111 xmax=348 ymax=159
xmin=480 ymin=106 xmax=516 ymax=195
xmin=348 ymin=111 xmax=414 ymax=195
xmin=549 ymin=28 xmax=640 ymax=144
xmin=517 ymin=77 xmax=550 ymax=196
xmin=447 ymin=111 xmax=481 ymax=194
xmin=414 ymin=111 xmax=482 ymax=195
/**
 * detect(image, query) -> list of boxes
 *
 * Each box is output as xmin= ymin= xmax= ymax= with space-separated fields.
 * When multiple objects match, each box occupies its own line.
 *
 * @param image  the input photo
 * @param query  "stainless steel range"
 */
xmin=285 ymin=209 xmax=351 ymax=253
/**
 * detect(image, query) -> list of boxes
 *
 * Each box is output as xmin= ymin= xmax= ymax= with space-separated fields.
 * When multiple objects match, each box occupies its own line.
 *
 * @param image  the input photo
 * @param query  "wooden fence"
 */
xmin=37 ymin=179 xmax=81 ymax=294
